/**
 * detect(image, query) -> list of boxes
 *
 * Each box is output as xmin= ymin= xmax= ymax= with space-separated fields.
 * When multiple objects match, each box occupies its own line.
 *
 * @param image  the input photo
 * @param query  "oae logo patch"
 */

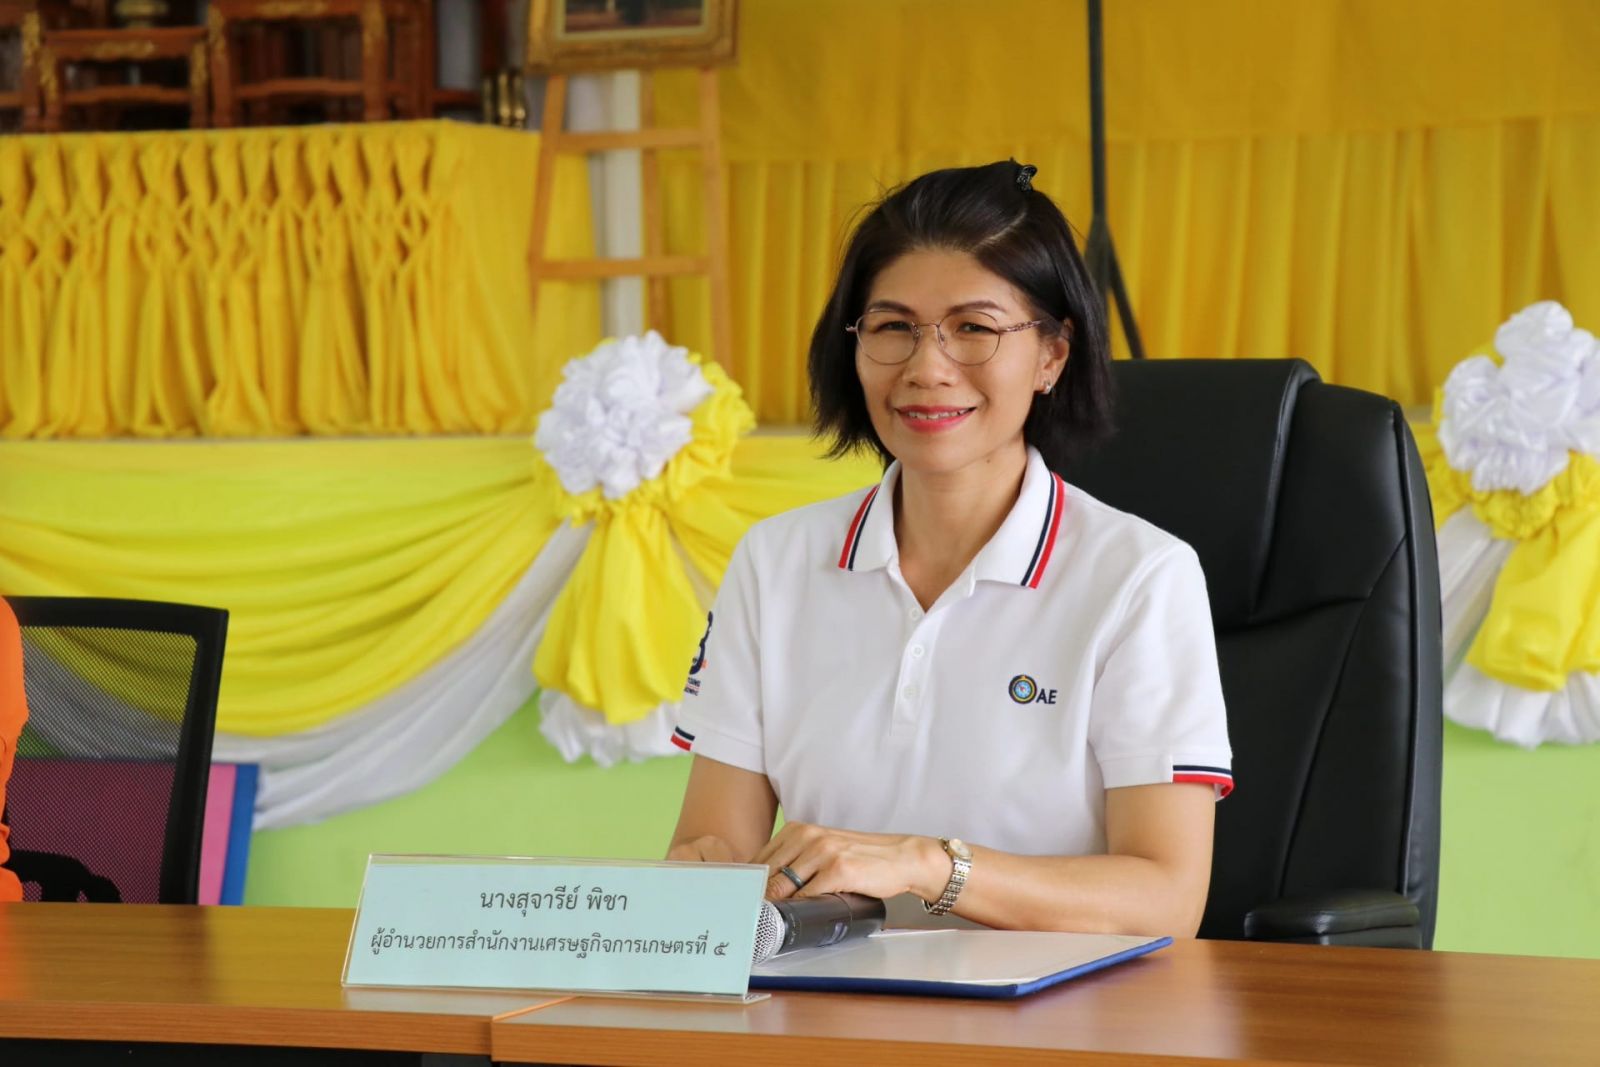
xmin=1008 ymin=674 xmax=1058 ymax=705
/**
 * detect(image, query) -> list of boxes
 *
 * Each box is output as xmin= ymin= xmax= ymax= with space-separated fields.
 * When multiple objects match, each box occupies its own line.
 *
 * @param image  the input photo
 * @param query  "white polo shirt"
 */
xmin=672 ymin=446 xmax=1232 ymax=859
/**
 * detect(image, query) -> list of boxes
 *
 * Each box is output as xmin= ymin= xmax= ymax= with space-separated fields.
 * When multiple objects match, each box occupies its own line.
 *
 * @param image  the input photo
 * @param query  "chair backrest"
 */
xmin=32 ymin=26 xmax=209 ymax=132
xmin=207 ymin=0 xmax=418 ymax=126
xmin=1058 ymin=359 xmax=1443 ymax=945
xmin=6 ymin=597 xmax=227 ymax=904
xmin=0 ymin=1 xmax=113 ymax=128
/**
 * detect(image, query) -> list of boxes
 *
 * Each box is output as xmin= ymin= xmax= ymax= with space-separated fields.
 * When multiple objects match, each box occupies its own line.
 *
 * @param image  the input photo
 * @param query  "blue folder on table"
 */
xmin=749 ymin=928 xmax=1171 ymax=1000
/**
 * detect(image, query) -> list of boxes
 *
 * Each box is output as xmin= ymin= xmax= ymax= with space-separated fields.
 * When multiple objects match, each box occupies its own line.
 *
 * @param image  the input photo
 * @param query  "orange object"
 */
xmin=0 ymin=599 xmax=26 ymax=902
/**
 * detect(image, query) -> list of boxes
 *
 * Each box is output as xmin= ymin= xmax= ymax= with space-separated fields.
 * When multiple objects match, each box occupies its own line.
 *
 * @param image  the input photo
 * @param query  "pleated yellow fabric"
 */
xmin=534 ymin=359 xmax=881 ymax=723
xmin=0 ymin=432 xmax=879 ymax=735
xmin=0 ymin=437 xmax=564 ymax=734
xmin=0 ymin=122 xmax=601 ymax=438
xmin=1418 ymin=423 xmax=1600 ymax=691
xmin=652 ymin=0 xmax=1600 ymax=421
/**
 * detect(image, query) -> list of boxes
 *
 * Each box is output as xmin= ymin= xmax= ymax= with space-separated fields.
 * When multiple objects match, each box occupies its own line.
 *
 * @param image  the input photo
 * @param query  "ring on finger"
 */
xmin=778 ymin=865 xmax=807 ymax=891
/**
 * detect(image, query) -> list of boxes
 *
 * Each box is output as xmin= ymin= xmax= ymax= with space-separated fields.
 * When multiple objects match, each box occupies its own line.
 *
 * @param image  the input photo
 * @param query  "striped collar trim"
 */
xmin=1019 ymin=472 xmax=1067 ymax=589
xmin=837 ymin=448 xmax=1069 ymax=588
xmin=837 ymin=484 xmax=881 ymax=571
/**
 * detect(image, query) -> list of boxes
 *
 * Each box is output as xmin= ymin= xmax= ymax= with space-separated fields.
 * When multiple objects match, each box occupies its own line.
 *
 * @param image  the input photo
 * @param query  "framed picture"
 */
xmin=526 ymin=0 xmax=739 ymax=74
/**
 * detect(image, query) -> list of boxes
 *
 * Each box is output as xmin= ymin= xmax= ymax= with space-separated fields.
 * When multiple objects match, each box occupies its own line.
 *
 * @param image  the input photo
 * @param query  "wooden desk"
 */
xmin=5 ymin=905 xmax=1599 ymax=1065
xmin=493 ymin=937 xmax=1600 ymax=1067
xmin=0 ymin=904 xmax=557 ymax=1055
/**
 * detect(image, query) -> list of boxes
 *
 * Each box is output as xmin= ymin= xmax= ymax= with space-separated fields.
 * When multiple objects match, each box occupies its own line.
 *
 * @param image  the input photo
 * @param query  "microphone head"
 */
xmin=752 ymin=899 xmax=785 ymax=963
xmin=751 ymin=894 xmax=887 ymax=964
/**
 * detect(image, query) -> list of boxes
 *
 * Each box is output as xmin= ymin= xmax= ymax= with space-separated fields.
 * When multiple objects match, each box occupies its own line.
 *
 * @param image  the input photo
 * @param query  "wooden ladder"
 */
xmin=527 ymin=67 xmax=732 ymax=369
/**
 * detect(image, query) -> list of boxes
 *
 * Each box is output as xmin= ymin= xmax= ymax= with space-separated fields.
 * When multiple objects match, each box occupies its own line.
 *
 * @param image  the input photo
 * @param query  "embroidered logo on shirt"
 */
xmin=683 ymin=611 xmax=713 ymax=697
xmin=670 ymin=726 xmax=695 ymax=751
xmin=1008 ymin=674 xmax=1058 ymax=705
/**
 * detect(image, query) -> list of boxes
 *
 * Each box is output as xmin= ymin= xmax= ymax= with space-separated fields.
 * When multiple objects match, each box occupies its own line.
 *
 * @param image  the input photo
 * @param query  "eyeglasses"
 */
xmin=846 ymin=309 xmax=1044 ymax=366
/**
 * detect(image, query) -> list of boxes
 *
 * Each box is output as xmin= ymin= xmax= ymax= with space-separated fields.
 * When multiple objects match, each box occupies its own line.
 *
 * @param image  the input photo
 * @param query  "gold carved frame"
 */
xmin=525 ymin=0 xmax=737 ymax=74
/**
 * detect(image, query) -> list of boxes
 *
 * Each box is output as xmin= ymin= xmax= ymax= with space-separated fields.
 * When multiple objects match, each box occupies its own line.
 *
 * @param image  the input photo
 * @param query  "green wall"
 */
xmin=1434 ymin=721 xmax=1600 ymax=957
xmin=244 ymin=698 xmax=692 ymax=908
xmin=244 ymin=701 xmax=1600 ymax=959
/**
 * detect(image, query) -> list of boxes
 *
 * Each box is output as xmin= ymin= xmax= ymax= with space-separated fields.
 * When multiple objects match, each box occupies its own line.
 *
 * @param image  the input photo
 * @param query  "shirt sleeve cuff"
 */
xmin=671 ymin=718 xmax=766 ymax=775
xmin=1098 ymin=752 xmax=1235 ymax=799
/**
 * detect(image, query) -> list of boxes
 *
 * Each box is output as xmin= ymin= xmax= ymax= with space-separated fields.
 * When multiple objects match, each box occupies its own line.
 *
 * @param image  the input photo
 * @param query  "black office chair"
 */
xmin=1060 ymin=359 xmax=1442 ymax=948
xmin=4 ymin=597 xmax=227 ymax=904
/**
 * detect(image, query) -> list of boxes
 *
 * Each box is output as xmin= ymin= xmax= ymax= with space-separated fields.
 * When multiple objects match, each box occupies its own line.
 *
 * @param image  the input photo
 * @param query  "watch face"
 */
xmin=946 ymin=837 xmax=972 ymax=861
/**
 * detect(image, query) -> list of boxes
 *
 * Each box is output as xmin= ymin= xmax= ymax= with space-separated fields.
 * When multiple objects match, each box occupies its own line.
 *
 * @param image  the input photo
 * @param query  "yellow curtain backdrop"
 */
xmin=0 ymin=433 xmax=879 ymax=736
xmin=653 ymin=0 xmax=1600 ymax=422
xmin=0 ymin=121 xmax=600 ymax=438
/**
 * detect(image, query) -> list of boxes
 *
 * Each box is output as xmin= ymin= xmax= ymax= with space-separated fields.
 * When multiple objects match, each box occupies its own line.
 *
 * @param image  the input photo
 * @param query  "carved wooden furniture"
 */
xmin=0 ymin=3 xmax=38 ymax=125
xmin=31 ymin=23 xmax=207 ymax=131
xmin=6 ymin=0 xmax=503 ymax=130
xmin=206 ymin=0 xmax=424 ymax=126
xmin=1 ymin=1 xmax=107 ymax=131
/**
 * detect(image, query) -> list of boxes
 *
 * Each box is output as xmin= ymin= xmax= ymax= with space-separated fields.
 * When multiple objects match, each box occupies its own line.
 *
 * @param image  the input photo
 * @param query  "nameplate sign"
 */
xmin=343 ymin=854 xmax=768 ymax=997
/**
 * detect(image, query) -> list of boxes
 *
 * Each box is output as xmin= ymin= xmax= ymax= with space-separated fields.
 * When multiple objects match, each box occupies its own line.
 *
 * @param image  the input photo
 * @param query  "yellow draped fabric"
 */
xmin=1418 ymin=422 xmax=1600 ymax=692
xmin=0 ymin=433 xmax=879 ymax=735
xmin=534 ymin=359 xmax=880 ymax=722
xmin=653 ymin=0 xmax=1600 ymax=422
xmin=0 ymin=122 xmax=600 ymax=438
xmin=0 ymin=437 xmax=563 ymax=734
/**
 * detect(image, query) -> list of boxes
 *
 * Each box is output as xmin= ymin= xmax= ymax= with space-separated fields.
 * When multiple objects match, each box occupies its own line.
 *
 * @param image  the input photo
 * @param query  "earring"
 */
xmin=1042 ymin=380 xmax=1054 ymax=395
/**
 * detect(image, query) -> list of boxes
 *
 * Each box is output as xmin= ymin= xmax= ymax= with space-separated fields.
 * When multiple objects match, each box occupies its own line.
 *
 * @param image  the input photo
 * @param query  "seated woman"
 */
xmin=666 ymin=161 xmax=1231 ymax=935
xmin=1 ymin=598 xmax=27 ymax=902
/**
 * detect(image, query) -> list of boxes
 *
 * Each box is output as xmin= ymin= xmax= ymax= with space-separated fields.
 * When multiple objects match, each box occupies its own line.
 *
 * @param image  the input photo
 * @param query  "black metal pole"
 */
xmin=1088 ymin=0 xmax=1108 ymax=223
xmin=1083 ymin=0 xmax=1146 ymax=359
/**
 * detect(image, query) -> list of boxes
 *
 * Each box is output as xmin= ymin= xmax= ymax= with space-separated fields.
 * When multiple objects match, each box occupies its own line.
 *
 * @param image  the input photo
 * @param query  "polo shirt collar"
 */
xmin=836 ymin=446 xmax=1068 ymax=589
xmin=836 ymin=464 xmax=898 ymax=574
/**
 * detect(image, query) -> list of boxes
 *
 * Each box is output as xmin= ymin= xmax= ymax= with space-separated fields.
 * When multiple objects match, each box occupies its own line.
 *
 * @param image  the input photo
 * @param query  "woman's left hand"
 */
xmin=751 ymin=822 xmax=946 ymax=902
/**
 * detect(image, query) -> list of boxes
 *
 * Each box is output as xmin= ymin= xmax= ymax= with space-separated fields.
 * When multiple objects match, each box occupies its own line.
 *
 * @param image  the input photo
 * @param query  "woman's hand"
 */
xmin=751 ymin=822 xmax=949 ymax=902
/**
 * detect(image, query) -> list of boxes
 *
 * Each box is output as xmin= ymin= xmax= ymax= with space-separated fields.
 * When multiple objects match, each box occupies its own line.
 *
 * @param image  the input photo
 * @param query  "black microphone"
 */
xmin=752 ymin=892 xmax=886 ymax=963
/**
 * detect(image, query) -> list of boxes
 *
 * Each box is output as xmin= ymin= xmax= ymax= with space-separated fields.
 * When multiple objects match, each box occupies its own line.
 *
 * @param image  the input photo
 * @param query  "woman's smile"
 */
xmin=895 ymin=404 xmax=977 ymax=433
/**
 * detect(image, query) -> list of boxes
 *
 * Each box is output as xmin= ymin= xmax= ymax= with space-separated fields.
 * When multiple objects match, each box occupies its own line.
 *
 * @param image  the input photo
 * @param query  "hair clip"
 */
xmin=1016 ymin=164 xmax=1038 ymax=191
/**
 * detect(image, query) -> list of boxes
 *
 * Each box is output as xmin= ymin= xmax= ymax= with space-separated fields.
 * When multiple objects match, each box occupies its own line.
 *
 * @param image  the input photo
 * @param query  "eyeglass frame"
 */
xmin=845 ymin=311 xmax=1046 ymax=366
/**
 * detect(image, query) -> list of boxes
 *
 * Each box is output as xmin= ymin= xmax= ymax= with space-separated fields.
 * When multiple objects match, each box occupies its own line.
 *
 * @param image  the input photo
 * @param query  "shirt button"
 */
xmin=902 ymin=685 xmax=918 ymax=701
xmin=910 ymin=645 xmax=925 ymax=658
xmin=909 ymin=607 xmax=922 ymax=620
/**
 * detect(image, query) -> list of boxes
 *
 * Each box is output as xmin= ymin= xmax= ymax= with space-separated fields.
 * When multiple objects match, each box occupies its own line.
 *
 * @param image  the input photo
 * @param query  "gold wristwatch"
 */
xmin=924 ymin=837 xmax=972 ymax=915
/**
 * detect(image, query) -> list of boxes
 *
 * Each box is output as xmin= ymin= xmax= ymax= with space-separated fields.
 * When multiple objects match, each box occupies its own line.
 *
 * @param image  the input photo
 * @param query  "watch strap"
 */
xmin=924 ymin=838 xmax=971 ymax=916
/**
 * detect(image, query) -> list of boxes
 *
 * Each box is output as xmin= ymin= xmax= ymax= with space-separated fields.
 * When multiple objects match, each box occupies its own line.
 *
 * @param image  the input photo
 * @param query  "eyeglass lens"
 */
xmin=854 ymin=310 xmax=1005 ymax=365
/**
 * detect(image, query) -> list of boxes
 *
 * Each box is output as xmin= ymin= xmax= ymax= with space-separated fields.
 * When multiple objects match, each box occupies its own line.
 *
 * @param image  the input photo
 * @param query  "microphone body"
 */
xmin=752 ymin=892 xmax=886 ymax=963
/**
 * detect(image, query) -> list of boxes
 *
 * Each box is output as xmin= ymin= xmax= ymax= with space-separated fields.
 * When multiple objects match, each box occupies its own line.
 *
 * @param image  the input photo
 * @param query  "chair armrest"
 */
xmin=1243 ymin=889 xmax=1422 ymax=948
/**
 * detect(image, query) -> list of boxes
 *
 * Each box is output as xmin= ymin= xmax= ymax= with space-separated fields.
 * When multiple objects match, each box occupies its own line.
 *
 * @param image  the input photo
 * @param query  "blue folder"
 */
xmin=749 ymin=928 xmax=1171 ymax=1000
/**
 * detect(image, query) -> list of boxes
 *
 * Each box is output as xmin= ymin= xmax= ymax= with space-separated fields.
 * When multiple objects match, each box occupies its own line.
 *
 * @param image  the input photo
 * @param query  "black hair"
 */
xmin=808 ymin=159 xmax=1114 ymax=471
